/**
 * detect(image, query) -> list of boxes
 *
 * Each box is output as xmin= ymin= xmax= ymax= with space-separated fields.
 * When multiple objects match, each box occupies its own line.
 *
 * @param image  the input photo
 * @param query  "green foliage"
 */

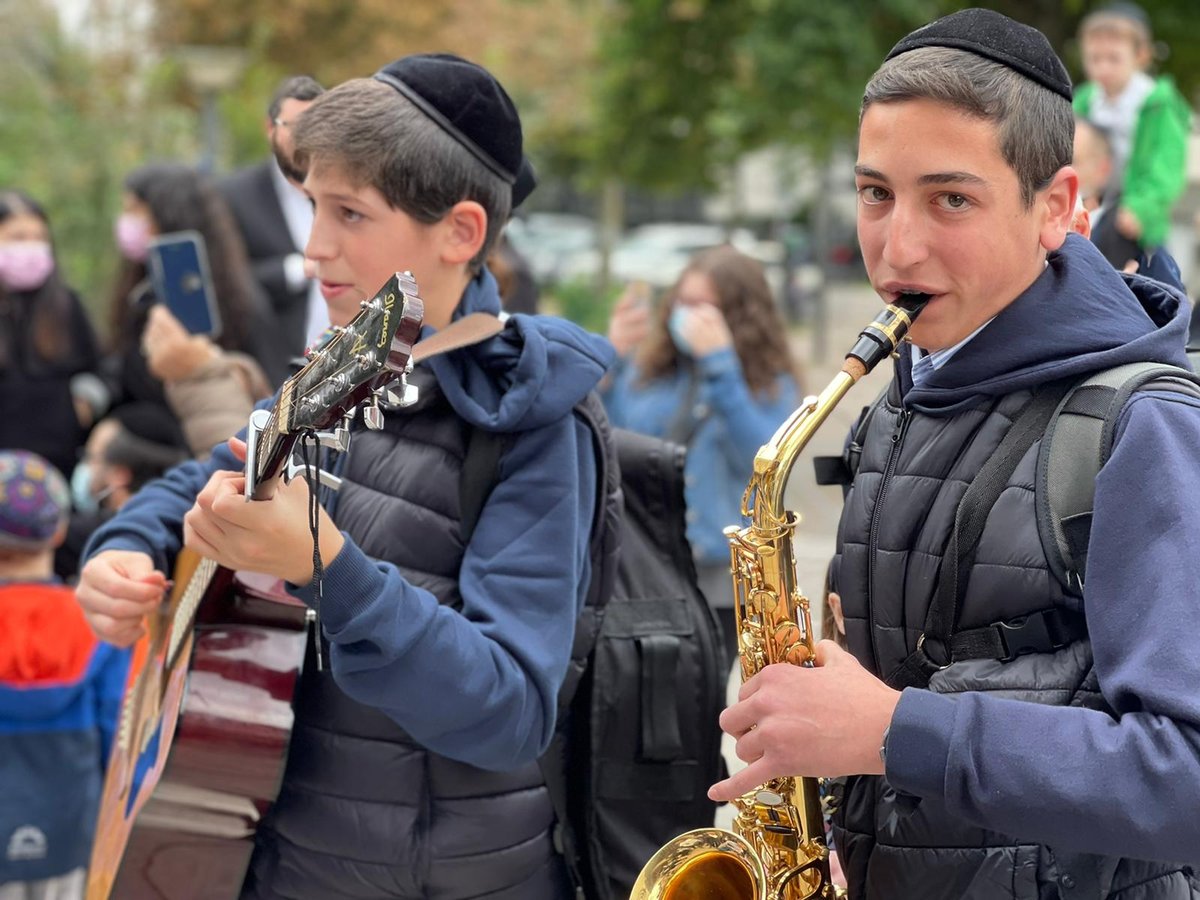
xmin=547 ymin=276 xmax=624 ymax=334
xmin=0 ymin=3 xmax=198 ymax=327
xmin=585 ymin=0 xmax=1200 ymax=199
xmin=584 ymin=0 xmax=752 ymax=190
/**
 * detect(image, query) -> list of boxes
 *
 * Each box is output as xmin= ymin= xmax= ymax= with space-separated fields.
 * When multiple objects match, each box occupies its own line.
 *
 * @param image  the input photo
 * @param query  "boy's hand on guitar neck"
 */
xmin=183 ymin=436 xmax=345 ymax=586
xmin=76 ymin=551 xmax=169 ymax=647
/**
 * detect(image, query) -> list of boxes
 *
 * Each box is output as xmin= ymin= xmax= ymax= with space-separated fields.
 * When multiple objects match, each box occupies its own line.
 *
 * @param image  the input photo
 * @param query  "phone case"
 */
xmin=148 ymin=231 xmax=222 ymax=338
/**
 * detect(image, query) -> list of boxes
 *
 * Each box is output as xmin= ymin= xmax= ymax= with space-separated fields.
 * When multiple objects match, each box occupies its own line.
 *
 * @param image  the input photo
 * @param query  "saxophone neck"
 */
xmin=747 ymin=370 xmax=859 ymax=518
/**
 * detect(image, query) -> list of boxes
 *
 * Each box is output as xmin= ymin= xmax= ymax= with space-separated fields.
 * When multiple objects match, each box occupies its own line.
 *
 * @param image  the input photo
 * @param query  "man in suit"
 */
xmin=219 ymin=75 xmax=326 ymax=363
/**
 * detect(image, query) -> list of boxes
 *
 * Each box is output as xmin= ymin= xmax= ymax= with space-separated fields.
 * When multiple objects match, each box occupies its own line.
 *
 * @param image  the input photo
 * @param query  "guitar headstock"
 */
xmin=285 ymin=271 xmax=424 ymax=433
xmin=249 ymin=272 xmax=424 ymax=493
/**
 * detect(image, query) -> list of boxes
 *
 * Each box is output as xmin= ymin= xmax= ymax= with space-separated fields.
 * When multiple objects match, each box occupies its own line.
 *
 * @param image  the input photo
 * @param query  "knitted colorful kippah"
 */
xmin=0 ymin=450 xmax=70 ymax=551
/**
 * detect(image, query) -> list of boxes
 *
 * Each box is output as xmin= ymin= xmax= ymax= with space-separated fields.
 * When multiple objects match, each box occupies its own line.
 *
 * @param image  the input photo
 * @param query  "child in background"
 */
xmin=1073 ymin=3 xmax=1191 ymax=254
xmin=0 ymin=451 xmax=130 ymax=900
xmin=819 ymin=560 xmax=847 ymax=650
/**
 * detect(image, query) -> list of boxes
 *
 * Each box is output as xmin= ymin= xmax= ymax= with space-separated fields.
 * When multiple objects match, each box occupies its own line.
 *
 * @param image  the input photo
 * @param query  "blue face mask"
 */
xmin=70 ymin=462 xmax=98 ymax=514
xmin=668 ymin=306 xmax=693 ymax=356
xmin=70 ymin=462 xmax=116 ymax=514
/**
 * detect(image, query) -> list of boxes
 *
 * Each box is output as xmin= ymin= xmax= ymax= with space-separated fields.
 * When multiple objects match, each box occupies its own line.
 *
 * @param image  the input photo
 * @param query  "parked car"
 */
xmin=504 ymin=213 xmax=598 ymax=286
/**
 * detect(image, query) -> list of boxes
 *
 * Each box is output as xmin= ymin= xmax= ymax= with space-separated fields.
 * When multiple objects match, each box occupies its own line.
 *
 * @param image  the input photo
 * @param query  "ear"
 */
xmin=1071 ymin=204 xmax=1092 ymax=240
xmin=1135 ymin=42 xmax=1154 ymax=72
xmin=439 ymin=200 xmax=488 ymax=268
xmin=109 ymin=463 xmax=134 ymax=491
xmin=827 ymin=591 xmax=846 ymax=635
xmin=1039 ymin=166 xmax=1079 ymax=253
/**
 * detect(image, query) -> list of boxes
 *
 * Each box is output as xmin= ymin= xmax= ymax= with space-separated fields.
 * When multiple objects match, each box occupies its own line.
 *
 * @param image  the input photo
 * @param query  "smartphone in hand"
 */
xmin=148 ymin=231 xmax=222 ymax=337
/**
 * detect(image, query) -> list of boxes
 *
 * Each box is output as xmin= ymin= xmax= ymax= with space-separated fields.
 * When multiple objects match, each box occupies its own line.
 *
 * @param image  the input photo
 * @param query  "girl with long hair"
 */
xmin=602 ymin=244 xmax=802 ymax=662
xmin=104 ymin=163 xmax=288 ymax=419
xmin=0 ymin=190 xmax=103 ymax=479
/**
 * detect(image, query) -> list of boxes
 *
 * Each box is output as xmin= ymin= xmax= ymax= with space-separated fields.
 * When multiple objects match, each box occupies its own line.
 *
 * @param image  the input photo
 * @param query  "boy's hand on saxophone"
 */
xmin=708 ymin=641 xmax=900 ymax=803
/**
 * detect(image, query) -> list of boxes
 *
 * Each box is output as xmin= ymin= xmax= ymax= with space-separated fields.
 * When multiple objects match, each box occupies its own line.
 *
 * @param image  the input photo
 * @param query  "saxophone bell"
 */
xmin=628 ymin=297 xmax=928 ymax=900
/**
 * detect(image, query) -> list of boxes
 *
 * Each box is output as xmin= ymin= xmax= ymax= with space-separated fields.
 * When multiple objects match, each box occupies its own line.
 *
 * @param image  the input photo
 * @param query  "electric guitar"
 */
xmin=86 ymin=272 xmax=424 ymax=900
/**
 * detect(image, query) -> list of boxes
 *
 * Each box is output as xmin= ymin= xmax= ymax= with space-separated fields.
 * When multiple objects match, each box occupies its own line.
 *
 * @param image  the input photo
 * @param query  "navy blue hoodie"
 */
xmin=887 ymin=234 xmax=1200 ymax=862
xmin=83 ymin=271 xmax=614 ymax=772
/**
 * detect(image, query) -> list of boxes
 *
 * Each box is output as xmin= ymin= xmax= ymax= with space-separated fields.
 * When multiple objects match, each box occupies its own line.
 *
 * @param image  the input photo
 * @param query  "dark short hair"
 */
xmin=104 ymin=403 xmax=188 ymax=491
xmin=861 ymin=47 xmax=1073 ymax=208
xmin=268 ymin=75 xmax=324 ymax=120
xmin=292 ymin=78 xmax=512 ymax=274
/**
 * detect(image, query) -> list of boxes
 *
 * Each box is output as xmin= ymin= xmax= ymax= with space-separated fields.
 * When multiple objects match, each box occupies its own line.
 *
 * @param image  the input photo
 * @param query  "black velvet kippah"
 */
xmin=886 ymin=8 xmax=1072 ymax=101
xmin=374 ymin=54 xmax=537 ymax=207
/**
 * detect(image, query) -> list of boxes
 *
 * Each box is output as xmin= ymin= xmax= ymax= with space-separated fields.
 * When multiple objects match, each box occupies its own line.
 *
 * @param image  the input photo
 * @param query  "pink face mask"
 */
xmin=115 ymin=213 xmax=151 ymax=263
xmin=0 ymin=241 xmax=55 ymax=293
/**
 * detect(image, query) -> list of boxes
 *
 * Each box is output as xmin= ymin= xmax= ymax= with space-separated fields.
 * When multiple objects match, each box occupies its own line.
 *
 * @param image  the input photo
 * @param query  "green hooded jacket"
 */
xmin=1075 ymin=76 xmax=1192 ymax=247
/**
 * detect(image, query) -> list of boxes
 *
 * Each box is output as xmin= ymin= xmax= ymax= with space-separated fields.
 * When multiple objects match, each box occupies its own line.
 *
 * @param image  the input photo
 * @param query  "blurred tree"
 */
xmin=154 ymin=0 xmax=599 ymax=169
xmin=0 ymin=0 xmax=195 ymax=326
xmin=583 ymin=0 xmax=749 ymax=192
xmin=587 ymin=0 xmax=1200 ymax=198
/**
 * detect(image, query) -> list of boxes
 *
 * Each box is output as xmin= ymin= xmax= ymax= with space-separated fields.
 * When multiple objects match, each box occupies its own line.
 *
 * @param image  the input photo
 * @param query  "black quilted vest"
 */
xmin=241 ymin=368 xmax=568 ymax=900
xmin=830 ymin=381 xmax=1196 ymax=900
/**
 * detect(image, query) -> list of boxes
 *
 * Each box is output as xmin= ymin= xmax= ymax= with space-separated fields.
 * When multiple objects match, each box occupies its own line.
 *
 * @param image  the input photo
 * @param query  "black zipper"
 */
xmin=867 ymin=408 xmax=911 ymax=673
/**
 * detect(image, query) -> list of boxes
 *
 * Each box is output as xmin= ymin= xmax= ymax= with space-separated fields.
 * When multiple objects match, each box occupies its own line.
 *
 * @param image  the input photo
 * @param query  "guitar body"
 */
xmin=88 ymin=552 xmax=308 ymax=900
xmin=86 ymin=272 xmax=425 ymax=900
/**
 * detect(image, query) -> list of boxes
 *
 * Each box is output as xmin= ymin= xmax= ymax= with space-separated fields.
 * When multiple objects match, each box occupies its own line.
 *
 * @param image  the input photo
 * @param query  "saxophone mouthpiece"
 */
xmin=843 ymin=292 xmax=930 ymax=379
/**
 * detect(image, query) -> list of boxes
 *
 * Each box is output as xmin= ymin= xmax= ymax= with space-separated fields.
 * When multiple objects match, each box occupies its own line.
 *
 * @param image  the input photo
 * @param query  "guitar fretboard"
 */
xmin=167 ymin=556 xmax=220 ymax=666
xmin=115 ymin=555 xmax=221 ymax=754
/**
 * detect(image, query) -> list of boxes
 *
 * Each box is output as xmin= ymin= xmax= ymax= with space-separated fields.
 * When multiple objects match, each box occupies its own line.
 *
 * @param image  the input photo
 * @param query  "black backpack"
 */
xmin=460 ymin=392 xmax=727 ymax=900
xmin=1037 ymin=358 xmax=1200 ymax=595
xmin=820 ymin=357 xmax=1200 ymax=685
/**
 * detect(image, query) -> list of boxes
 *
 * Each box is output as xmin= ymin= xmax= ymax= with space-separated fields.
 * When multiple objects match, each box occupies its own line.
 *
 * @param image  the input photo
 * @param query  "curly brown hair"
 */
xmin=635 ymin=244 xmax=800 ymax=397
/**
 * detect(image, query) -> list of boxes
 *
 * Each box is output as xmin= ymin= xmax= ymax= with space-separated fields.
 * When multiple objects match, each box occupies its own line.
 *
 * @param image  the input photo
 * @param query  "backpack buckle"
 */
xmin=995 ymin=613 xmax=1053 ymax=661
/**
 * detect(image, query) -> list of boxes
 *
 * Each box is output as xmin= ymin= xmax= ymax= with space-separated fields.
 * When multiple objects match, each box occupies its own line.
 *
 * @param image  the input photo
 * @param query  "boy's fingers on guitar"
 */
xmin=77 ymin=587 xmax=160 ymax=621
xmin=86 ymin=612 xmax=147 ymax=647
xmin=182 ymin=512 xmax=226 ymax=563
xmin=195 ymin=470 xmax=244 ymax=512
xmin=80 ymin=559 xmax=166 ymax=605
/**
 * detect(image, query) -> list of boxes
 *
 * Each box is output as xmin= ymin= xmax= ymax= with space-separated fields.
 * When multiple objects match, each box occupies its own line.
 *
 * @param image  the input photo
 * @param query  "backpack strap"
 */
xmin=813 ymin=386 xmax=888 ymax=486
xmin=458 ymin=391 xmax=620 ymax=900
xmin=888 ymin=379 xmax=1077 ymax=690
xmin=1036 ymin=361 xmax=1200 ymax=594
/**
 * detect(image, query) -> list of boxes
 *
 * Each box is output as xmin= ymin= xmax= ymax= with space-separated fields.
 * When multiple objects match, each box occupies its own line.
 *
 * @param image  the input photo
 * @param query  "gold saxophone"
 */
xmin=629 ymin=295 xmax=930 ymax=900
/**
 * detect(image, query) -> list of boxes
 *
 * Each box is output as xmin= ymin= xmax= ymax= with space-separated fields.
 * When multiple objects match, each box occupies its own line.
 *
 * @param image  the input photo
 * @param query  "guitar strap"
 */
xmin=411 ymin=312 xmax=506 ymax=363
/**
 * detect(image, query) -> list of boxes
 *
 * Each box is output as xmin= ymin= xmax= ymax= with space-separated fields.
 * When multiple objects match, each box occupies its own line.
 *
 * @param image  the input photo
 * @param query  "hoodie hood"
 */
xmin=0 ymin=583 xmax=101 ymax=721
xmin=424 ymin=269 xmax=615 ymax=431
xmin=903 ymin=234 xmax=1193 ymax=414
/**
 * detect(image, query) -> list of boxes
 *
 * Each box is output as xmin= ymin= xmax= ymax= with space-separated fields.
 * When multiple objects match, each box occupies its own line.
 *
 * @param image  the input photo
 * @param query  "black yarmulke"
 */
xmin=886 ymin=8 xmax=1073 ymax=101
xmin=374 ymin=54 xmax=537 ymax=207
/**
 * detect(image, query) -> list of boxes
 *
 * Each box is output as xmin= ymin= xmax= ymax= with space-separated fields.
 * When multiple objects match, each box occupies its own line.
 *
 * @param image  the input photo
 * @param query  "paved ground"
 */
xmin=717 ymin=278 xmax=889 ymax=828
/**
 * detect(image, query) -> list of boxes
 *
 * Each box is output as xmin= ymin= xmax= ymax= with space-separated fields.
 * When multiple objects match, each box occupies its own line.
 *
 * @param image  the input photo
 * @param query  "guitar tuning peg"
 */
xmin=363 ymin=395 xmax=385 ymax=431
xmin=284 ymin=460 xmax=344 ymax=492
xmin=389 ymin=372 xmax=419 ymax=408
